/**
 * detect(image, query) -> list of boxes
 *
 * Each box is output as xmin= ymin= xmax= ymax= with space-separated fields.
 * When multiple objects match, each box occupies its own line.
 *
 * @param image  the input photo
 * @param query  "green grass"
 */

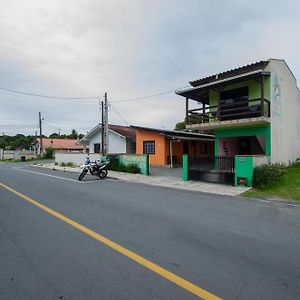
xmin=243 ymin=163 xmax=300 ymax=200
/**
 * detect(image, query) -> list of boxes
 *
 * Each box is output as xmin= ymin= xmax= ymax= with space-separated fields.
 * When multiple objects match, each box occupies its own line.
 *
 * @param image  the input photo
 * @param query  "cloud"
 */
xmin=0 ymin=0 xmax=299 ymax=135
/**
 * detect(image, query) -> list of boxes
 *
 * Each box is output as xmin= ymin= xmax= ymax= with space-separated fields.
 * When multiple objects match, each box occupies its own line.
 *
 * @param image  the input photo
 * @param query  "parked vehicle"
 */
xmin=78 ymin=157 xmax=110 ymax=181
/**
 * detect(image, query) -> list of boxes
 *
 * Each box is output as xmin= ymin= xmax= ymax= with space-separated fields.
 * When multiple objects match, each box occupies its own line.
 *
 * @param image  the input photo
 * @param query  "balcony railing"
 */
xmin=187 ymin=98 xmax=270 ymax=125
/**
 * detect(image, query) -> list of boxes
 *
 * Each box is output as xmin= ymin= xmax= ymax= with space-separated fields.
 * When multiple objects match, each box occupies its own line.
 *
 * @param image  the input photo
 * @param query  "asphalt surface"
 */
xmin=0 ymin=162 xmax=300 ymax=300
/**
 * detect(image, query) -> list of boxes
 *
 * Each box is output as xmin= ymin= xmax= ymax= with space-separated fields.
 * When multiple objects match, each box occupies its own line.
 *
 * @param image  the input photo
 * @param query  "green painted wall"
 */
xmin=234 ymin=156 xmax=254 ymax=186
xmin=119 ymin=154 xmax=149 ymax=176
xmin=215 ymin=125 xmax=271 ymax=156
xmin=208 ymin=78 xmax=270 ymax=107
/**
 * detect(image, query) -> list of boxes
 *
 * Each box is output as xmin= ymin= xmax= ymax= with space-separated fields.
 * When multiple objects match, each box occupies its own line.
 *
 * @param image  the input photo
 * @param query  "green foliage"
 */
xmin=174 ymin=121 xmax=186 ymax=131
xmin=69 ymin=129 xmax=79 ymax=139
xmin=59 ymin=161 xmax=76 ymax=167
xmin=253 ymin=163 xmax=287 ymax=189
xmin=108 ymin=158 xmax=140 ymax=174
xmin=44 ymin=147 xmax=54 ymax=159
xmin=244 ymin=162 xmax=300 ymax=200
xmin=0 ymin=134 xmax=35 ymax=150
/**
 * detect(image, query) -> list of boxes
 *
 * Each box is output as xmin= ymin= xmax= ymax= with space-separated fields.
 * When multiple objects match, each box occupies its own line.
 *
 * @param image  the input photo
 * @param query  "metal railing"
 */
xmin=187 ymin=98 xmax=270 ymax=125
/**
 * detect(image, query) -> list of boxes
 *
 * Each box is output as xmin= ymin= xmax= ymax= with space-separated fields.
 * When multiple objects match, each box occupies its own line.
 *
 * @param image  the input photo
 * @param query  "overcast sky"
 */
xmin=0 ymin=0 xmax=299 ymax=135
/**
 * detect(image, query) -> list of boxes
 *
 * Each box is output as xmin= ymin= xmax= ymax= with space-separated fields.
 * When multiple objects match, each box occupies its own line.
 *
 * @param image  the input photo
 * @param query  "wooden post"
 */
xmin=217 ymin=89 xmax=221 ymax=121
xmin=39 ymin=112 xmax=43 ymax=156
xmin=101 ymin=101 xmax=104 ymax=154
xmin=185 ymin=97 xmax=189 ymax=125
xmin=261 ymin=74 xmax=265 ymax=116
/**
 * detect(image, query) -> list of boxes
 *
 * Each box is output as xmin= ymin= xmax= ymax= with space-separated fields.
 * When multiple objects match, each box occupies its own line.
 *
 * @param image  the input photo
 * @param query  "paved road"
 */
xmin=0 ymin=162 xmax=300 ymax=300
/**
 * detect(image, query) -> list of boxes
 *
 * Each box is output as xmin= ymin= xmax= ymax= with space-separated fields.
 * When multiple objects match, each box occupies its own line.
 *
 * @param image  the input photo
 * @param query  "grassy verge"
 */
xmin=243 ymin=163 xmax=300 ymax=200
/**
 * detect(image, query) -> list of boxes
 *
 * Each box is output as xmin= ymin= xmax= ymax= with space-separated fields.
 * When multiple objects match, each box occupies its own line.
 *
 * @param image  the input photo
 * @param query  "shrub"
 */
xmin=44 ymin=147 xmax=54 ymax=159
xmin=253 ymin=163 xmax=287 ymax=189
xmin=65 ymin=162 xmax=76 ymax=167
xmin=60 ymin=162 xmax=66 ymax=167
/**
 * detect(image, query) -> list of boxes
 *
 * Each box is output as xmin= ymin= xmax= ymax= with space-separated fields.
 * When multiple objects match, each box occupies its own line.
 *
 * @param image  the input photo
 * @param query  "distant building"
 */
xmin=34 ymin=138 xmax=86 ymax=154
xmin=78 ymin=124 xmax=136 ymax=154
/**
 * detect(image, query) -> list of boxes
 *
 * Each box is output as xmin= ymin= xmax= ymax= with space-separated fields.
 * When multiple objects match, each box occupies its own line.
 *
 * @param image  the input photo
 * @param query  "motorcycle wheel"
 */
xmin=98 ymin=169 xmax=108 ymax=179
xmin=78 ymin=169 xmax=88 ymax=181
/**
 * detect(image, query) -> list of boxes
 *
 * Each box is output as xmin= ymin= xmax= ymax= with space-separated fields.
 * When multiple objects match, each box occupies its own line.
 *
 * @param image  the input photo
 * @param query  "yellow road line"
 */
xmin=0 ymin=182 xmax=222 ymax=300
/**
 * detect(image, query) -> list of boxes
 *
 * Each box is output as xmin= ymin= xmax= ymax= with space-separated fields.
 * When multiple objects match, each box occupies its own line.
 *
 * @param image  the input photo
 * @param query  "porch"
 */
xmin=176 ymin=67 xmax=271 ymax=130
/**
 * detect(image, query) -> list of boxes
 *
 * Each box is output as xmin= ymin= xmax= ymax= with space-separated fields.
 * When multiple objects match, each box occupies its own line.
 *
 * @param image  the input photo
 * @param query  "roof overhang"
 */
xmin=176 ymin=70 xmax=271 ymax=104
xmin=132 ymin=125 xmax=214 ymax=140
xmin=164 ymin=134 xmax=214 ymax=141
xmin=78 ymin=124 xmax=127 ymax=145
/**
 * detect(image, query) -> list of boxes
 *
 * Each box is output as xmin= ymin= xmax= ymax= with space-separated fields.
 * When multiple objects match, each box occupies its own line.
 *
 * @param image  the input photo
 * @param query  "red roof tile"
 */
xmin=38 ymin=138 xmax=84 ymax=149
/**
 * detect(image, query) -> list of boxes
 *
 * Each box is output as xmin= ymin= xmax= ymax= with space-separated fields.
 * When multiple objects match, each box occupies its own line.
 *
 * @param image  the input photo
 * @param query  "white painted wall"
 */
xmin=266 ymin=60 xmax=300 ymax=163
xmin=55 ymin=153 xmax=102 ymax=166
xmin=88 ymin=130 xmax=127 ymax=154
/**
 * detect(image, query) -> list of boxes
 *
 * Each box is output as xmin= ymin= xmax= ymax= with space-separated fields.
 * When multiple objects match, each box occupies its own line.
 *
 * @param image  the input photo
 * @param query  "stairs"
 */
xmin=223 ymin=141 xmax=229 ymax=156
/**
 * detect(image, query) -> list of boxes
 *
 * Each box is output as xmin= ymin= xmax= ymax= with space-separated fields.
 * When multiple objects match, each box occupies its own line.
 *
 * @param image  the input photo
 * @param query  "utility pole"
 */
xmin=39 ymin=112 xmax=43 ymax=156
xmin=101 ymin=101 xmax=104 ymax=154
xmin=103 ymin=92 xmax=109 ymax=154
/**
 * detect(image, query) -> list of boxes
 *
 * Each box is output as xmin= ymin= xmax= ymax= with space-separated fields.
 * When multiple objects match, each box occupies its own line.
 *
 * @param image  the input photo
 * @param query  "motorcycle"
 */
xmin=78 ymin=157 xmax=110 ymax=181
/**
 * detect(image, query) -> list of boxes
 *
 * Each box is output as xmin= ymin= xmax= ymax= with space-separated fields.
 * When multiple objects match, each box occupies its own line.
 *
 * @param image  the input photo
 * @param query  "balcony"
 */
xmin=186 ymin=98 xmax=270 ymax=130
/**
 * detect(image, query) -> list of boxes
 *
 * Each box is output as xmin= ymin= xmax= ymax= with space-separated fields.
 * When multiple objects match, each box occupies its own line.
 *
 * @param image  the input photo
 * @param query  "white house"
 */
xmin=79 ymin=124 xmax=136 ymax=154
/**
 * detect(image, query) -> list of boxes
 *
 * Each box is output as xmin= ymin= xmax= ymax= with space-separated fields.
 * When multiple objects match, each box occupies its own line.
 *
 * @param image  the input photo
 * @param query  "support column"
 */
xmin=182 ymin=154 xmax=189 ymax=181
xmin=185 ymin=97 xmax=189 ymax=126
xmin=261 ymin=74 xmax=265 ymax=116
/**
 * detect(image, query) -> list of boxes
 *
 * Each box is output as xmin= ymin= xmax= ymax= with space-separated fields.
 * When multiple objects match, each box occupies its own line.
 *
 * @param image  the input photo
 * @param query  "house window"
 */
xmin=94 ymin=143 xmax=100 ymax=153
xmin=143 ymin=141 xmax=155 ymax=154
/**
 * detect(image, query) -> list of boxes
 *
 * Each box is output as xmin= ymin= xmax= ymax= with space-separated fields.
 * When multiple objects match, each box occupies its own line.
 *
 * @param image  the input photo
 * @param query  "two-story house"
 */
xmin=176 ymin=59 xmax=300 ymax=165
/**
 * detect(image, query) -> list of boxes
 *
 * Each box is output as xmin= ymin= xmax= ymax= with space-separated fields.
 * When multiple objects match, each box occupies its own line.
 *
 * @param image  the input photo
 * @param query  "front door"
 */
xmin=239 ymin=138 xmax=251 ymax=155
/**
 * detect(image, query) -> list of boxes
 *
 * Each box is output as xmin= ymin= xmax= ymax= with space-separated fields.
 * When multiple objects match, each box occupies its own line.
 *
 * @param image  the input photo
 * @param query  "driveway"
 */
xmin=149 ymin=166 xmax=182 ymax=178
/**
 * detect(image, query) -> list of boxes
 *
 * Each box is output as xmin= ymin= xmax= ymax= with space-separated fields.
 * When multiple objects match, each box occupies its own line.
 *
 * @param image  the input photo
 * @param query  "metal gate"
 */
xmin=188 ymin=155 xmax=235 ymax=185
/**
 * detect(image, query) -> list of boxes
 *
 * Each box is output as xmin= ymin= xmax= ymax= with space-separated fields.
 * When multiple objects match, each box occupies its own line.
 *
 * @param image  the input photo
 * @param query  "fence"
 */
xmin=183 ymin=154 xmax=270 ymax=187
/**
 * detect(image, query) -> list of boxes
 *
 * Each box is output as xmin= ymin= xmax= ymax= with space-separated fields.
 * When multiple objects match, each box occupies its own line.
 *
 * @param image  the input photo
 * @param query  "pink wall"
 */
xmin=257 ymin=136 xmax=266 ymax=152
xmin=219 ymin=138 xmax=239 ymax=156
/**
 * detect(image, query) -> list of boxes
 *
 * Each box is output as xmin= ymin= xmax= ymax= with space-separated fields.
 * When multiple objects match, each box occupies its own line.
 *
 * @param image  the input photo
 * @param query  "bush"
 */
xmin=44 ymin=147 xmax=54 ymax=159
xmin=253 ymin=163 xmax=287 ymax=189
xmin=65 ymin=162 xmax=76 ymax=167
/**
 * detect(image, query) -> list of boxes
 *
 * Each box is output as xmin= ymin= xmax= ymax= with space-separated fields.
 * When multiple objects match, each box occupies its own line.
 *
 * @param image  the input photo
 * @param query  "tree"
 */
xmin=69 ymin=129 xmax=78 ymax=139
xmin=174 ymin=121 xmax=186 ymax=131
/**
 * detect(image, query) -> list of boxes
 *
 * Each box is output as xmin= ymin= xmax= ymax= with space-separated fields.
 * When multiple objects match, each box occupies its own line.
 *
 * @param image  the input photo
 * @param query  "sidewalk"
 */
xmin=32 ymin=163 xmax=250 ymax=197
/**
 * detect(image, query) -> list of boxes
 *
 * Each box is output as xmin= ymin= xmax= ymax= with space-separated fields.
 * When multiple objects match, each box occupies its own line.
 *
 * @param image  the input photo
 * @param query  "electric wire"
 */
xmin=0 ymin=86 xmax=99 ymax=100
xmin=109 ymin=103 xmax=131 ymax=126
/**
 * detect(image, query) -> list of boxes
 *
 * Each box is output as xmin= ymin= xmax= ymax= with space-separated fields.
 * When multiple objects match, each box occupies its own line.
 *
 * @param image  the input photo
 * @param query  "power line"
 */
xmin=109 ymin=103 xmax=130 ymax=126
xmin=0 ymin=86 xmax=99 ymax=100
xmin=0 ymin=85 xmax=189 ymax=104
xmin=110 ymin=86 xmax=189 ymax=103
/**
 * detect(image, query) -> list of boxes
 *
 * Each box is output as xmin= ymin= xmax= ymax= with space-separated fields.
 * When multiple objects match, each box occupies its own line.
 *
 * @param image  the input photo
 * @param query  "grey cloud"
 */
xmin=0 ymin=0 xmax=299 ymax=135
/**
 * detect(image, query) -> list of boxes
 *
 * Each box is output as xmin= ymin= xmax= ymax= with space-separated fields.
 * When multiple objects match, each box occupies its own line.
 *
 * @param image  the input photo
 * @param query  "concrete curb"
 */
xmin=31 ymin=163 xmax=250 ymax=197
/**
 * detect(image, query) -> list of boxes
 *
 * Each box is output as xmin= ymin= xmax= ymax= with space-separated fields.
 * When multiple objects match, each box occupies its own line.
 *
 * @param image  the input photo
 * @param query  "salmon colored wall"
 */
xmin=136 ymin=128 xmax=214 ymax=166
xmin=136 ymin=129 xmax=167 ymax=166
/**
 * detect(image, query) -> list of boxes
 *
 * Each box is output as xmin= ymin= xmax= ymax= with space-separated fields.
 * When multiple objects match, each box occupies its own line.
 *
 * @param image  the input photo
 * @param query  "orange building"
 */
xmin=133 ymin=126 xmax=214 ymax=167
